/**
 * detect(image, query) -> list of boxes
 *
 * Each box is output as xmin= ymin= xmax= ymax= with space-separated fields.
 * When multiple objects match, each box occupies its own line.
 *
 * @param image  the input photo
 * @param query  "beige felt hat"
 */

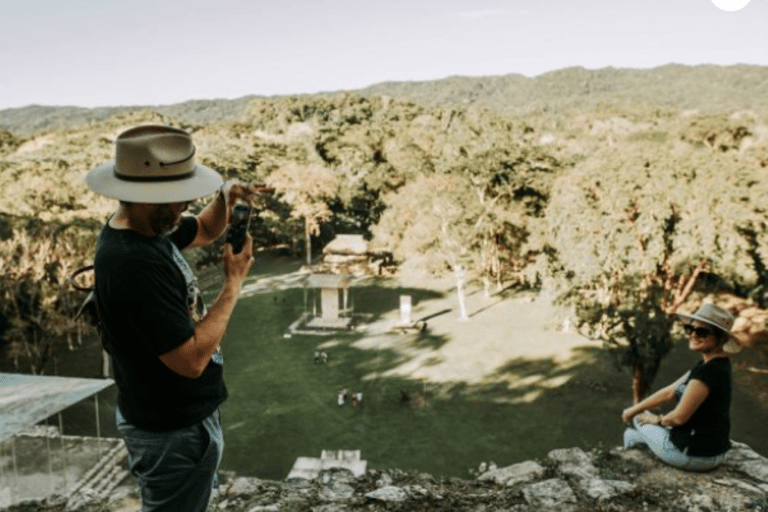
xmin=677 ymin=302 xmax=742 ymax=353
xmin=85 ymin=125 xmax=223 ymax=203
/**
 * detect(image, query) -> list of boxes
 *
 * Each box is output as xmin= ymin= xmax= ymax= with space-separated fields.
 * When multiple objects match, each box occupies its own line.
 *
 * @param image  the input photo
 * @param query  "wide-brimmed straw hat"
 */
xmin=677 ymin=303 xmax=742 ymax=353
xmin=85 ymin=125 xmax=223 ymax=203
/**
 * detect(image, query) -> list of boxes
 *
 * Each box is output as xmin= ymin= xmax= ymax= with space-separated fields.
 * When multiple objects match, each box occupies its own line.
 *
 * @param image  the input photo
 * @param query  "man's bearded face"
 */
xmin=149 ymin=203 xmax=187 ymax=235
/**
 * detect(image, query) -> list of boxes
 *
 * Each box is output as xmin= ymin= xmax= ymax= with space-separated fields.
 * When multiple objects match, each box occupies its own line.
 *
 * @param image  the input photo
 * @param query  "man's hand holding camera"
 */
xmin=220 ymin=180 xmax=271 ymax=288
xmin=223 ymin=231 xmax=254 ymax=288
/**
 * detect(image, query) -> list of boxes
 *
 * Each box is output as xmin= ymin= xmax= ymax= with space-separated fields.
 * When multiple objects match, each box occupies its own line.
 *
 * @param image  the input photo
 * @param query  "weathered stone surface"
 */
xmin=609 ymin=445 xmax=656 ymax=468
xmin=722 ymin=442 xmax=768 ymax=483
xmin=244 ymin=505 xmax=280 ymax=512
xmin=364 ymin=485 xmax=409 ymax=503
xmin=478 ymin=460 xmax=545 ymax=486
xmin=375 ymin=472 xmax=393 ymax=488
xmin=675 ymin=492 xmax=717 ymax=512
xmin=104 ymin=485 xmax=133 ymax=504
xmin=709 ymin=478 xmax=768 ymax=512
xmin=713 ymin=477 xmax=764 ymax=494
xmin=226 ymin=476 xmax=264 ymax=497
xmin=311 ymin=505 xmax=354 ymax=512
xmin=404 ymin=484 xmax=436 ymax=500
xmin=577 ymin=477 xmax=636 ymax=501
xmin=65 ymin=489 xmax=105 ymax=511
xmin=10 ymin=442 xmax=768 ymax=512
xmin=740 ymin=461 xmax=768 ymax=483
xmin=317 ymin=468 xmax=356 ymax=501
xmin=547 ymin=447 xmax=600 ymax=481
xmin=522 ymin=478 xmax=578 ymax=512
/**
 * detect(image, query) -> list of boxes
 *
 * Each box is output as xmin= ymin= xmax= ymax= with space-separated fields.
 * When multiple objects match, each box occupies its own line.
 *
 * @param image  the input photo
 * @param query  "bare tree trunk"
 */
xmin=662 ymin=259 xmax=706 ymax=314
xmin=480 ymin=239 xmax=492 ymax=299
xmin=492 ymin=246 xmax=503 ymax=292
xmin=631 ymin=364 xmax=648 ymax=403
xmin=455 ymin=265 xmax=469 ymax=322
xmin=482 ymin=276 xmax=491 ymax=299
xmin=305 ymin=218 xmax=312 ymax=266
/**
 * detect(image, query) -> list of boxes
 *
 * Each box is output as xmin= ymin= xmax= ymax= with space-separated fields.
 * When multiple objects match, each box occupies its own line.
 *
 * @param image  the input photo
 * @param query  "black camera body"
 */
xmin=225 ymin=203 xmax=252 ymax=254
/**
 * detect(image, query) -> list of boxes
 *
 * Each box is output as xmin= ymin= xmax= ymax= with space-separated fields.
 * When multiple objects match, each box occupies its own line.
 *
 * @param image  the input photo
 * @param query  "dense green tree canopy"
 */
xmin=1 ymin=75 xmax=768 ymax=387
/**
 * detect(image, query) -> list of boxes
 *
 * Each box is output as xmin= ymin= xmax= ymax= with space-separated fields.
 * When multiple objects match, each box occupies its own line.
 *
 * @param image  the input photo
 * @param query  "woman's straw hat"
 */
xmin=86 ymin=125 xmax=223 ymax=203
xmin=677 ymin=302 xmax=742 ymax=353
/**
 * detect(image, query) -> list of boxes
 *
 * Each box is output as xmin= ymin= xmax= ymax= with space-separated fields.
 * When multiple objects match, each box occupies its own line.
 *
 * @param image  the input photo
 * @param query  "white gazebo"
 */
xmin=305 ymin=273 xmax=354 ymax=330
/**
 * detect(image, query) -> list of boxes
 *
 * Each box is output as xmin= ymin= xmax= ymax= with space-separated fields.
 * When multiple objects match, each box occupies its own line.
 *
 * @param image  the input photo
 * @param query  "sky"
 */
xmin=1 ymin=0 xmax=766 ymax=110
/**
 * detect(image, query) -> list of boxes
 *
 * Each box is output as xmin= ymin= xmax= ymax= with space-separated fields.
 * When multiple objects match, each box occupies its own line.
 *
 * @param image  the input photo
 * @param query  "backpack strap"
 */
xmin=69 ymin=264 xmax=95 ymax=292
xmin=69 ymin=265 xmax=111 ymax=355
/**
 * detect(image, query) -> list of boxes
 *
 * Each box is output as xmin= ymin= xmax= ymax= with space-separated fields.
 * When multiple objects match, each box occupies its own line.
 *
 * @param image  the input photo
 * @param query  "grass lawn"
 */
xmin=46 ymin=256 xmax=768 ymax=482
xmin=213 ymin=258 xmax=768 ymax=481
xmin=218 ymin=286 xmax=600 ymax=481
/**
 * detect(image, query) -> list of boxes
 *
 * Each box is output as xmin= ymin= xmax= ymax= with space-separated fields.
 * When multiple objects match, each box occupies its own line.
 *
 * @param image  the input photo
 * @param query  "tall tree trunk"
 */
xmin=454 ymin=265 xmax=469 ymax=322
xmin=631 ymin=364 xmax=648 ymax=404
xmin=482 ymin=276 xmax=491 ymax=299
xmin=305 ymin=217 xmax=312 ymax=265
xmin=481 ymin=239 xmax=491 ymax=299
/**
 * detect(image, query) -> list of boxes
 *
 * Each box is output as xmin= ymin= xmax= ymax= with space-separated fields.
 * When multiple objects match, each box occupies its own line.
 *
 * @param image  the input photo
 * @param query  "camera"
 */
xmin=225 ymin=203 xmax=252 ymax=254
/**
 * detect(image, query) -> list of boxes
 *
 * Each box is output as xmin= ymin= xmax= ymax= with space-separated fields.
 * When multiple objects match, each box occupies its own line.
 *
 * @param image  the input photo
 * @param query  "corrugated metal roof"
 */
xmin=0 ymin=373 xmax=114 ymax=443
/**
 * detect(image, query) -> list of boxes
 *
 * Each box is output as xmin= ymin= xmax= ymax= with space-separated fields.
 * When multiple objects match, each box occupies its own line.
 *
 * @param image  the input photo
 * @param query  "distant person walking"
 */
xmin=86 ymin=125 xmax=264 ymax=511
xmin=621 ymin=303 xmax=740 ymax=471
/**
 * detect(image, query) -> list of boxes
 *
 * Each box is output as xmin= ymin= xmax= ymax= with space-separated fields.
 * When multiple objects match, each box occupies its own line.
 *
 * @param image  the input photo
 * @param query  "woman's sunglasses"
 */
xmin=683 ymin=324 xmax=716 ymax=338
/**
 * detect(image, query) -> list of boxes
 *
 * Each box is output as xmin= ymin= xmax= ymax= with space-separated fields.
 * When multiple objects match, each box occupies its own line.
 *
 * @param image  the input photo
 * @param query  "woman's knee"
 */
xmin=623 ymin=427 xmax=644 ymax=449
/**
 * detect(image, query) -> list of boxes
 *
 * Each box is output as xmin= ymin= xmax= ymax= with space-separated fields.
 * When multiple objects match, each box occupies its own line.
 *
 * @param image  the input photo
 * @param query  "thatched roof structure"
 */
xmin=323 ymin=234 xmax=368 ymax=256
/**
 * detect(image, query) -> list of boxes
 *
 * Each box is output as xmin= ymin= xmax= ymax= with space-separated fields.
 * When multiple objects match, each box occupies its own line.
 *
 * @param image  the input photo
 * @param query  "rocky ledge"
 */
xmin=10 ymin=442 xmax=768 ymax=512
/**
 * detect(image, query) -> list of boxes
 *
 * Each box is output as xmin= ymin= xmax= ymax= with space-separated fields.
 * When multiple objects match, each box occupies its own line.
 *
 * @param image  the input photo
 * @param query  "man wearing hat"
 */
xmin=621 ymin=302 xmax=741 ymax=471
xmin=86 ymin=125 xmax=262 ymax=511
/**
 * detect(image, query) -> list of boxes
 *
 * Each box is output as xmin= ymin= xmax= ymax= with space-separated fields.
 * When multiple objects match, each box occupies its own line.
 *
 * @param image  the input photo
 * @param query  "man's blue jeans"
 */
xmin=117 ymin=407 xmax=224 ymax=512
xmin=623 ymin=416 xmax=725 ymax=472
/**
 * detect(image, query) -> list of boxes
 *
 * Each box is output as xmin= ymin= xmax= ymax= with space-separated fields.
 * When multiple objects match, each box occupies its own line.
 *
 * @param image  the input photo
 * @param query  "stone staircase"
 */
xmin=286 ymin=449 xmax=367 ymax=480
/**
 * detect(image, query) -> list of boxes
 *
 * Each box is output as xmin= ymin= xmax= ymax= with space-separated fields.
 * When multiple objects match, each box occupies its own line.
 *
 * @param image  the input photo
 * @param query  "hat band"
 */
xmin=113 ymin=166 xmax=196 ymax=182
xmin=158 ymin=147 xmax=196 ymax=167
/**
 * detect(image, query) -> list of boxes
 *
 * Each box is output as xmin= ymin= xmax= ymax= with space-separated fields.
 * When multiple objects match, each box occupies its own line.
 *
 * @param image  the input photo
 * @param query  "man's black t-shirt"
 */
xmin=670 ymin=357 xmax=731 ymax=457
xmin=95 ymin=216 xmax=227 ymax=432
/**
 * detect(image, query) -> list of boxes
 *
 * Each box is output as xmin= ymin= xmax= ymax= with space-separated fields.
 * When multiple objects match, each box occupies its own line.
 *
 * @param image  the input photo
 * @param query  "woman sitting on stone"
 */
xmin=621 ymin=303 xmax=741 ymax=471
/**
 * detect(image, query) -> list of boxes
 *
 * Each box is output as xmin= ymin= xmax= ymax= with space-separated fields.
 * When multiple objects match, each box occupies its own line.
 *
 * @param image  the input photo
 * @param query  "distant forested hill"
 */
xmin=0 ymin=97 xmax=260 ymax=136
xmin=362 ymin=64 xmax=768 ymax=115
xmin=1 ymin=64 xmax=767 ymax=135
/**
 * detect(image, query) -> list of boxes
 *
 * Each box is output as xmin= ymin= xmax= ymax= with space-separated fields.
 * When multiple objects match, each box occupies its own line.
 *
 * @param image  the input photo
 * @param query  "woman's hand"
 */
xmin=634 ymin=412 xmax=662 ymax=426
xmin=621 ymin=406 xmax=638 ymax=425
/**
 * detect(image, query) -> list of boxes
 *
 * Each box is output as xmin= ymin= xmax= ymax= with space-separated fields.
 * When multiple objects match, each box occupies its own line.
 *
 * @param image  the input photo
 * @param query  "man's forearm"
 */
xmin=197 ymin=186 xmax=229 ymax=242
xmin=192 ymin=281 xmax=240 ymax=359
xmin=159 ymin=279 xmax=242 ymax=379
